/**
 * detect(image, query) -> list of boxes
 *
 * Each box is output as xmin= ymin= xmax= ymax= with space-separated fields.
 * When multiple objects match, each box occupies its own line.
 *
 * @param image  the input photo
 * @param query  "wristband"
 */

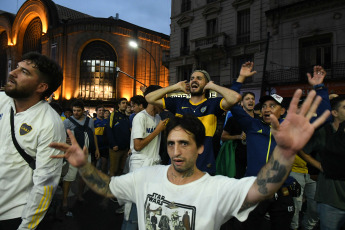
xmin=313 ymin=83 xmax=325 ymax=89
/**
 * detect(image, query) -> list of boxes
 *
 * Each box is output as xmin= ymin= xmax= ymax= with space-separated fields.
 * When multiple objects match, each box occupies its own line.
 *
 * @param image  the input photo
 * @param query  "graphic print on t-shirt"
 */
xmin=144 ymin=192 xmax=195 ymax=230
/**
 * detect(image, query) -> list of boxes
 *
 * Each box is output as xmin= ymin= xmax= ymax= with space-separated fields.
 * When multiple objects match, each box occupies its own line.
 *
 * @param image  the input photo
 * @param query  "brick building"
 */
xmin=0 ymin=0 xmax=170 ymax=107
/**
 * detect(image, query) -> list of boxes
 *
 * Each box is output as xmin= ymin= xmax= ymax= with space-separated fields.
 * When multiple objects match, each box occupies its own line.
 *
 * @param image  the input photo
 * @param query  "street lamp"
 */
xmin=129 ymin=41 xmax=158 ymax=84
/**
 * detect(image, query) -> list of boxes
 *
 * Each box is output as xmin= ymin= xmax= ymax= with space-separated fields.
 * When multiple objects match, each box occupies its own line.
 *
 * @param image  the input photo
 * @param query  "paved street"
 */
xmin=38 ymin=188 xmax=124 ymax=230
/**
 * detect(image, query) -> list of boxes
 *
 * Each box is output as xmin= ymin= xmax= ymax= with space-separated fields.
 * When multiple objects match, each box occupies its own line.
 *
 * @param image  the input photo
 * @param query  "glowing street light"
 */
xmin=129 ymin=41 xmax=158 ymax=83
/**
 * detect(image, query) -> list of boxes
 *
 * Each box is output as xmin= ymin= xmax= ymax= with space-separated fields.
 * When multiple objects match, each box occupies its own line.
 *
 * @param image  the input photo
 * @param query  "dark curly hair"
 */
xmin=165 ymin=114 xmax=205 ymax=148
xmin=130 ymin=95 xmax=148 ymax=108
xmin=72 ymin=99 xmax=85 ymax=110
xmin=21 ymin=52 xmax=63 ymax=100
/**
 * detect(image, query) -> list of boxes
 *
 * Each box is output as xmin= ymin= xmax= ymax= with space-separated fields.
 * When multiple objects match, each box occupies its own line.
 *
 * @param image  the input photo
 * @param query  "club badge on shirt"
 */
xmin=20 ymin=123 xmax=33 ymax=135
xmin=200 ymin=106 xmax=207 ymax=113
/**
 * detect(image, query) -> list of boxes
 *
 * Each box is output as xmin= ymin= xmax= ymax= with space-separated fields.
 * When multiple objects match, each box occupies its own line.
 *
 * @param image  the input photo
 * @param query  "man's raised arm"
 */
xmin=50 ymin=129 xmax=114 ymax=198
xmin=145 ymin=81 xmax=189 ymax=108
xmin=240 ymin=89 xmax=330 ymax=212
xmin=204 ymin=81 xmax=242 ymax=110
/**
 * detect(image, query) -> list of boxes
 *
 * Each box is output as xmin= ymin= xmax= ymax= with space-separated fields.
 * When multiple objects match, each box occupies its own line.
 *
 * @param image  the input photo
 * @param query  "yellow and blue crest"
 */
xmin=200 ymin=106 xmax=207 ymax=113
xmin=20 ymin=123 xmax=32 ymax=135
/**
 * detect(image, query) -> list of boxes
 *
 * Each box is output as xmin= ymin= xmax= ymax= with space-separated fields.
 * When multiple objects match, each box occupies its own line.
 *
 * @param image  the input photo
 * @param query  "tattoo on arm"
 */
xmin=79 ymin=163 xmax=114 ymax=198
xmin=239 ymin=200 xmax=257 ymax=213
xmin=256 ymin=155 xmax=287 ymax=196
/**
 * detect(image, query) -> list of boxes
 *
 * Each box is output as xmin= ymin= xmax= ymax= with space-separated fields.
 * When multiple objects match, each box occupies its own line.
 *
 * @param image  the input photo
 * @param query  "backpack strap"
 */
xmin=84 ymin=117 xmax=90 ymax=129
xmin=68 ymin=116 xmax=81 ymax=127
xmin=10 ymin=107 xmax=35 ymax=170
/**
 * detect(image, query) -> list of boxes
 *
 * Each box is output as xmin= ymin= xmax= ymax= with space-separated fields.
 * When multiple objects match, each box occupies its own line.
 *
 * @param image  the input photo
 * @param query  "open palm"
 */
xmin=270 ymin=89 xmax=330 ymax=156
xmin=50 ymin=129 xmax=88 ymax=167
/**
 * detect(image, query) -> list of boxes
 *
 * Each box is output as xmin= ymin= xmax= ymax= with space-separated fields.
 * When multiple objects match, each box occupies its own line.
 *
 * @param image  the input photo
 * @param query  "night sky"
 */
xmin=0 ymin=0 xmax=171 ymax=35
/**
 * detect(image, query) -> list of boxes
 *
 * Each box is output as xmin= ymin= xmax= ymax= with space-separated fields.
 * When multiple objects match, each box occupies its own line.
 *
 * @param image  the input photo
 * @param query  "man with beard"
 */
xmin=0 ymin=52 xmax=65 ymax=230
xmin=145 ymin=70 xmax=241 ymax=174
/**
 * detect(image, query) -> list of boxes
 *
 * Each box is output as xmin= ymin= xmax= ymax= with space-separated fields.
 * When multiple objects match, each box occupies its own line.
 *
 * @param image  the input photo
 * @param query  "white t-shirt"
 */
xmin=110 ymin=165 xmax=257 ymax=230
xmin=0 ymin=94 xmax=65 ymax=229
xmin=130 ymin=110 xmax=161 ymax=171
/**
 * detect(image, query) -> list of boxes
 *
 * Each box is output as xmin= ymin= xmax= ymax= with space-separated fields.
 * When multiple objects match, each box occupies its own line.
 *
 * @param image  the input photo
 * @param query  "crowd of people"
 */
xmin=1 ymin=52 xmax=344 ymax=230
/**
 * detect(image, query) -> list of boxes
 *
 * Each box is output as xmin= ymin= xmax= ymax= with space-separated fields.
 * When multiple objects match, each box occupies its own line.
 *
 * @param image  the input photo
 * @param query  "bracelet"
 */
xmin=313 ymin=83 xmax=325 ymax=89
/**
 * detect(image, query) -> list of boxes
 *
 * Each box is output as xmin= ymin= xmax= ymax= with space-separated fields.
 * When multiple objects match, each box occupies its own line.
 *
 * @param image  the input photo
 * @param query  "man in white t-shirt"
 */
xmin=50 ymin=89 xmax=329 ymax=230
xmin=122 ymin=85 xmax=169 ymax=229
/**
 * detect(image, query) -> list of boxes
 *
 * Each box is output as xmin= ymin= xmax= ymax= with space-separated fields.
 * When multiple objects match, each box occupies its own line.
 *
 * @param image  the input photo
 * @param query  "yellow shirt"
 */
xmin=291 ymin=155 xmax=308 ymax=174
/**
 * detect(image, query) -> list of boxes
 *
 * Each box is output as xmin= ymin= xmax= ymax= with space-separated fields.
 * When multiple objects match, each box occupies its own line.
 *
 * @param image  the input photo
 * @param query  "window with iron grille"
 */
xmin=80 ymin=41 xmax=117 ymax=100
xmin=237 ymin=9 xmax=250 ymax=44
xmin=23 ymin=17 xmax=42 ymax=54
xmin=207 ymin=18 xmax=218 ymax=36
xmin=181 ymin=0 xmax=191 ymax=13
xmin=299 ymin=34 xmax=332 ymax=69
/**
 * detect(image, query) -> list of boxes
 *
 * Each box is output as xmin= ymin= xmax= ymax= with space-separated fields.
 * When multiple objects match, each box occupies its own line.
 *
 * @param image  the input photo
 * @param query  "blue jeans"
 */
xmin=121 ymin=204 xmax=138 ymax=230
xmin=290 ymin=171 xmax=319 ymax=230
xmin=318 ymin=203 xmax=345 ymax=230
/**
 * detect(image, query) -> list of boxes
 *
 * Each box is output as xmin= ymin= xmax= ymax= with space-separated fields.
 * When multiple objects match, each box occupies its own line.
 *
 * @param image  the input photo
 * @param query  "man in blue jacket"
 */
xmin=107 ymin=98 xmax=131 ymax=177
xmin=230 ymin=62 xmax=331 ymax=230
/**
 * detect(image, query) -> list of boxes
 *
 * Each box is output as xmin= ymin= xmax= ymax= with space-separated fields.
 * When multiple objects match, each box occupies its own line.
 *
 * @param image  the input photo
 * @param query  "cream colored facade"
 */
xmin=167 ymin=0 xmax=345 ymax=98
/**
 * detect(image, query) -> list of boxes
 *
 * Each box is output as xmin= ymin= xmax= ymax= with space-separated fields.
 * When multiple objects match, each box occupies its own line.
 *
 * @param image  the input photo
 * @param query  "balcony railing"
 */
xmin=265 ymin=62 xmax=345 ymax=85
xmin=191 ymin=33 xmax=227 ymax=52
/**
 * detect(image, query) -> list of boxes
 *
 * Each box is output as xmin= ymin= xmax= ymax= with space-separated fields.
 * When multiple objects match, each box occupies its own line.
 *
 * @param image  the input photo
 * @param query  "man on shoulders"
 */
xmin=50 ymin=89 xmax=329 ymax=230
xmin=145 ymin=70 xmax=241 ymax=174
xmin=0 ymin=52 xmax=65 ymax=230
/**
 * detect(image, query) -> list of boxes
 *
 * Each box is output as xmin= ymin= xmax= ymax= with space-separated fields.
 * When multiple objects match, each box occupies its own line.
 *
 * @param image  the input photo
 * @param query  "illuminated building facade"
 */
xmin=0 ymin=0 xmax=170 ymax=107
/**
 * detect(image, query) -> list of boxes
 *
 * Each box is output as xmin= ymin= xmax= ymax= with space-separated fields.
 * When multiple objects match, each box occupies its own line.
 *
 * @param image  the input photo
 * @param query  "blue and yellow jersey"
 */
xmin=163 ymin=97 xmax=225 ymax=137
xmin=163 ymin=97 xmax=225 ymax=174
xmin=94 ymin=117 xmax=109 ymax=149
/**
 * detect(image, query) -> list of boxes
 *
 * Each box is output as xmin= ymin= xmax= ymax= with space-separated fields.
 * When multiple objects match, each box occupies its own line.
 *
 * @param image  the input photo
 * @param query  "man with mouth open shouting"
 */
xmin=50 ymin=89 xmax=329 ymax=230
xmin=229 ymin=62 xmax=331 ymax=230
xmin=145 ymin=70 xmax=241 ymax=175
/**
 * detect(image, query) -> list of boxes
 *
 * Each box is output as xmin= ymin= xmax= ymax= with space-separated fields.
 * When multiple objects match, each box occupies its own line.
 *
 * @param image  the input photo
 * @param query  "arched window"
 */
xmin=23 ymin=17 xmax=42 ymax=54
xmin=0 ymin=31 xmax=7 ymax=88
xmin=80 ymin=41 xmax=117 ymax=100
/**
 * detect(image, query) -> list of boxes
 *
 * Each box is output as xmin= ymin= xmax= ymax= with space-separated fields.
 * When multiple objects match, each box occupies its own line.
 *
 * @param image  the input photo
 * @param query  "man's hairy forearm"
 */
xmin=145 ymin=84 xmax=179 ymax=104
xmin=79 ymin=163 xmax=114 ymax=198
xmin=210 ymin=84 xmax=241 ymax=109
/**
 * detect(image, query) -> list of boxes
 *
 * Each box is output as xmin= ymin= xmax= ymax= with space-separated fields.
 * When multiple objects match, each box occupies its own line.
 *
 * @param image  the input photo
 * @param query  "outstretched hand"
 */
xmin=270 ymin=89 xmax=330 ymax=156
xmin=307 ymin=65 xmax=326 ymax=86
xmin=50 ymin=129 xmax=88 ymax=167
